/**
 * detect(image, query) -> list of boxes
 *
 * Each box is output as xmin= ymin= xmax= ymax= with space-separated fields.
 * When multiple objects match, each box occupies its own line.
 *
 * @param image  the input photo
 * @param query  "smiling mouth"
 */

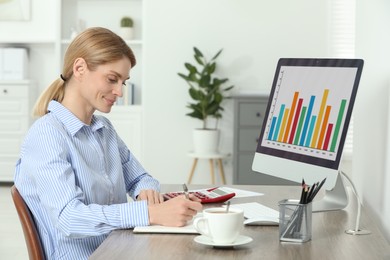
xmin=104 ymin=97 xmax=116 ymax=106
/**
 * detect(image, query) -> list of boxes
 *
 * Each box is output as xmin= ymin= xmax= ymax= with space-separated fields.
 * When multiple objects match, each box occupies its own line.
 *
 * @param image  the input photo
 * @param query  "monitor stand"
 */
xmin=312 ymin=171 xmax=348 ymax=212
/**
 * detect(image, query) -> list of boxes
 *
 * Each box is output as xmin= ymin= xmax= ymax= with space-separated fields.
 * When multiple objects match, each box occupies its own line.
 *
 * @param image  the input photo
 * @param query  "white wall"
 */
xmin=0 ymin=0 xmax=57 ymax=42
xmin=355 ymin=0 xmax=390 ymax=242
xmin=0 ymin=0 xmax=57 ymax=95
xmin=143 ymin=0 xmax=329 ymax=184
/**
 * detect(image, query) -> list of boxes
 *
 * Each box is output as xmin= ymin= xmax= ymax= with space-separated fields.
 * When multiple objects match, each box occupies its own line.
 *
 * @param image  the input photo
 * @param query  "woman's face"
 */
xmin=81 ymin=57 xmax=132 ymax=114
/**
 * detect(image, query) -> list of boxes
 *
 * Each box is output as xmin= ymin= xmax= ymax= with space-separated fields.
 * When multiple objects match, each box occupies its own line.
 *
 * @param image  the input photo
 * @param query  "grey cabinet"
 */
xmin=232 ymin=94 xmax=296 ymax=185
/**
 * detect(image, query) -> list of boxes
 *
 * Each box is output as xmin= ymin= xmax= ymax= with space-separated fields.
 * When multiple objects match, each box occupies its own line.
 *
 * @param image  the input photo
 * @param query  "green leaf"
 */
xmin=194 ymin=55 xmax=204 ymax=66
xmin=194 ymin=47 xmax=203 ymax=58
xmin=208 ymin=63 xmax=216 ymax=74
xmin=185 ymin=63 xmax=197 ymax=74
xmin=214 ymin=92 xmax=223 ymax=103
xmin=224 ymin=85 xmax=234 ymax=91
xmin=211 ymin=49 xmax=223 ymax=60
xmin=177 ymin=73 xmax=189 ymax=80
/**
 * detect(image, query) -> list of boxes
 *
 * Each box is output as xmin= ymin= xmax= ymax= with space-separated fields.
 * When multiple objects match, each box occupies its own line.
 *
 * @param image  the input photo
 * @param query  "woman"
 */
xmin=14 ymin=27 xmax=202 ymax=260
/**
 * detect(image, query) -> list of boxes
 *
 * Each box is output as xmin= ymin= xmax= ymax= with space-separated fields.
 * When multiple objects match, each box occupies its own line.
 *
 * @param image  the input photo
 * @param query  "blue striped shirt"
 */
xmin=14 ymin=100 xmax=160 ymax=260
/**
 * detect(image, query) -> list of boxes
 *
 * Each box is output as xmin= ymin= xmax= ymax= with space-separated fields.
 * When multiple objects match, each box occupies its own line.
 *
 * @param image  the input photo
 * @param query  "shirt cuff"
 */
xmin=119 ymin=200 xmax=150 ymax=228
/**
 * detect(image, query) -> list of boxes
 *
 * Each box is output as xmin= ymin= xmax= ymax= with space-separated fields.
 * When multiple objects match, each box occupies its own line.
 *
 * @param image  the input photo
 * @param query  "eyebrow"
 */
xmin=109 ymin=71 xmax=130 ymax=81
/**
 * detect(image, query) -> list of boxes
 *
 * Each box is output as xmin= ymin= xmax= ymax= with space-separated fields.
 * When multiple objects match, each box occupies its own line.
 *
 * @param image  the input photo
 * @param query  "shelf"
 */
xmin=0 ymin=80 xmax=32 ymax=85
xmin=0 ymin=40 xmax=55 ymax=45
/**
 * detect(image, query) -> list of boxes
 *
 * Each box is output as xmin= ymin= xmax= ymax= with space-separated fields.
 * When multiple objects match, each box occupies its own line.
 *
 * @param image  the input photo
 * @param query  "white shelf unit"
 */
xmin=0 ymin=81 xmax=36 ymax=182
xmin=0 ymin=1 xmax=145 ymax=181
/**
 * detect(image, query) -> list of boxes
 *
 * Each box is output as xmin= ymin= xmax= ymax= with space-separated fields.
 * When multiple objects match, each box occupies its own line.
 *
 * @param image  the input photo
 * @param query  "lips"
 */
xmin=104 ymin=97 xmax=116 ymax=106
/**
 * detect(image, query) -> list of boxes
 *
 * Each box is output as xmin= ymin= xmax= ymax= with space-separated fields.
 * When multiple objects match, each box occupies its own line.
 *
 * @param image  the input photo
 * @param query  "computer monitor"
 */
xmin=252 ymin=58 xmax=364 ymax=212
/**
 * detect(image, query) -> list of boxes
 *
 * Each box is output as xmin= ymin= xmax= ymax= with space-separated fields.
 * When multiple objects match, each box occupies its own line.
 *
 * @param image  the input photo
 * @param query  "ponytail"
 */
xmin=33 ymin=78 xmax=65 ymax=117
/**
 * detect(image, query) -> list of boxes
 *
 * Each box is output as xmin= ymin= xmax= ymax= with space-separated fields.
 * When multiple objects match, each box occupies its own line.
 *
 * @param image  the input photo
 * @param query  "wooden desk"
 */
xmin=89 ymin=185 xmax=390 ymax=260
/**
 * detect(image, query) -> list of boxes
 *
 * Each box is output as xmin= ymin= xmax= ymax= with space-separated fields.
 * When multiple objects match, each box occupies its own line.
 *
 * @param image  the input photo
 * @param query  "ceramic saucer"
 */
xmin=194 ymin=235 xmax=253 ymax=248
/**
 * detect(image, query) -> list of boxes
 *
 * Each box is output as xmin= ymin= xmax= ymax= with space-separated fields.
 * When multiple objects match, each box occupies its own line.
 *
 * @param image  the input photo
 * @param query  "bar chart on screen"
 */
xmin=262 ymin=65 xmax=358 ymax=161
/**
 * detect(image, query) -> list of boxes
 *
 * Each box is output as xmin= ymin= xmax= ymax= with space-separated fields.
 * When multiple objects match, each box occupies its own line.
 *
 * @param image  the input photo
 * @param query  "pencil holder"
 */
xmin=278 ymin=199 xmax=312 ymax=243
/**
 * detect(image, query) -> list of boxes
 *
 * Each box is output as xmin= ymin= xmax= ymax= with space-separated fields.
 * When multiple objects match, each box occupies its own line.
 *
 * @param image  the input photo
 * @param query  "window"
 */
xmin=329 ymin=0 xmax=356 ymax=159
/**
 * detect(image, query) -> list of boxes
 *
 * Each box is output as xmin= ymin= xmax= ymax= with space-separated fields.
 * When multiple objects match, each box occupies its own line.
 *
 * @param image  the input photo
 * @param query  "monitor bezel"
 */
xmin=255 ymin=58 xmax=364 ymax=170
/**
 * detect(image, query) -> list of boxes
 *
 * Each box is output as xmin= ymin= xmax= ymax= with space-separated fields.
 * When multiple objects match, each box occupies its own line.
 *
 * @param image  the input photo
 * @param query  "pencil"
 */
xmin=306 ymin=182 xmax=317 ymax=203
xmin=299 ymin=179 xmax=306 ymax=204
xmin=310 ymin=178 xmax=326 ymax=201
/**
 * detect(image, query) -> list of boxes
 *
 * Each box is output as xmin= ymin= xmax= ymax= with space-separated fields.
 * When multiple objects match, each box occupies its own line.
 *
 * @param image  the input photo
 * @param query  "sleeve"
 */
xmin=16 ymin=120 xmax=151 ymax=238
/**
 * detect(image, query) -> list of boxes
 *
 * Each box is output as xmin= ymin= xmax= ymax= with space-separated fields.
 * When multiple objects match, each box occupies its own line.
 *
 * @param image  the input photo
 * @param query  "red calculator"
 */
xmin=163 ymin=187 xmax=235 ymax=204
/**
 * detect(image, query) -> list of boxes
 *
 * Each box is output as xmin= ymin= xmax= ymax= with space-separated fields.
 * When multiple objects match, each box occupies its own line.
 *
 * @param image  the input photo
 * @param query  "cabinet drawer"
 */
xmin=0 ymin=137 xmax=22 ymax=155
xmin=0 ymin=98 xmax=28 ymax=115
xmin=0 ymin=156 xmax=18 ymax=182
xmin=0 ymin=117 xmax=28 ymax=132
xmin=238 ymin=128 xmax=261 ymax=151
xmin=236 ymin=153 xmax=296 ymax=185
xmin=0 ymin=85 xmax=28 ymax=98
xmin=239 ymin=102 xmax=268 ymax=126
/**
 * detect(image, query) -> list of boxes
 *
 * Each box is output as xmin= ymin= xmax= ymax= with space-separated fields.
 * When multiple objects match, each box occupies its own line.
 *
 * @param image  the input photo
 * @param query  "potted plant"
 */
xmin=178 ymin=47 xmax=234 ymax=154
xmin=119 ymin=16 xmax=134 ymax=40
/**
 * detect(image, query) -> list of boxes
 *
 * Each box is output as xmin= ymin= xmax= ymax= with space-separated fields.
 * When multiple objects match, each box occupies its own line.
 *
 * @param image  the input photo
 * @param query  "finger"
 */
xmin=153 ymin=192 xmax=161 ymax=204
xmin=159 ymin=194 xmax=165 ymax=203
xmin=148 ymin=191 xmax=157 ymax=205
xmin=188 ymin=194 xmax=201 ymax=202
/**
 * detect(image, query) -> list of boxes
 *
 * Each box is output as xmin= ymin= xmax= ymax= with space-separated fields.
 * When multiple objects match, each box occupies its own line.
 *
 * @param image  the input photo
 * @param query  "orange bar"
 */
xmin=278 ymin=109 xmax=290 ymax=142
xmin=310 ymin=89 xmax=329 ymax=148
xmin=283 ymin=92 xmax=299 ymax=143
xmin=316 ymin=105 xmax=331 ymax=149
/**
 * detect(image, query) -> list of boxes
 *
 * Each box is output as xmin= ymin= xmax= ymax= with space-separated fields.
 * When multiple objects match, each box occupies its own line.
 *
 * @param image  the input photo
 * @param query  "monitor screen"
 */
xmin=252 ymin=58 xmax=363 ymax=190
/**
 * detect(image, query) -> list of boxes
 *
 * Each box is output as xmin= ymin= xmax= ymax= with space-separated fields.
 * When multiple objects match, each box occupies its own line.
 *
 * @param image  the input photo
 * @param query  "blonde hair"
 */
xmin=33 ymin=27 xmax=136 ymax=116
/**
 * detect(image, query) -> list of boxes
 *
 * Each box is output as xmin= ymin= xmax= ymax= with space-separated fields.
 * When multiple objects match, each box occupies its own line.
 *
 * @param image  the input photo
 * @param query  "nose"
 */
xmin=113 ymin=83 xmax=123 ymax=97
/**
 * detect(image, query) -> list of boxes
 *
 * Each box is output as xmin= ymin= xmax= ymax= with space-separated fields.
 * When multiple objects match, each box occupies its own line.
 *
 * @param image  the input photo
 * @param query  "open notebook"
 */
xmin=133 ymin=214 xmax=200 ymax=234
xmin=133 ymin=202 xmax=279 ymax=233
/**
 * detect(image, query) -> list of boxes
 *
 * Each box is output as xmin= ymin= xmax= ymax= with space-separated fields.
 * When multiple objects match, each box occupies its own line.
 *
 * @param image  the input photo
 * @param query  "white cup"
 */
xmin=193 ymin=207 xmax=244 ymax=244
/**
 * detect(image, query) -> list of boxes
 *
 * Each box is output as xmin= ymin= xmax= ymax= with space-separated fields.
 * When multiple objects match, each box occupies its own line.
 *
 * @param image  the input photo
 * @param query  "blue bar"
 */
xmin=299 ymin=95 xmax=315 ymax=146
xmin=268 ymin=117 xmax=277 ymax=140
xmin=273 ymin=104 xmax=285 ymax=141
xmin=305 ymin=115 xmax=317 ymax=147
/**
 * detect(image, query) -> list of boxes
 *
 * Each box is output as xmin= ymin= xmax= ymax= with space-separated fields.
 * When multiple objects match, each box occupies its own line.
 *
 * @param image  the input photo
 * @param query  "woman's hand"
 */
xmin=137 ymin=189 xmax=164 ymax=205
xmin=148 ymin=195 xmax=203 ymax=227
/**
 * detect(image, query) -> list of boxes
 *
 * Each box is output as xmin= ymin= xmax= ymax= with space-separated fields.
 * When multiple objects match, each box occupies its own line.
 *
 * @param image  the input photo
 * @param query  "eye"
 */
xmin=122 ymin=81 xmax=127 ymax=87
xmin=107 ymin=76 xmax=118 ymax=84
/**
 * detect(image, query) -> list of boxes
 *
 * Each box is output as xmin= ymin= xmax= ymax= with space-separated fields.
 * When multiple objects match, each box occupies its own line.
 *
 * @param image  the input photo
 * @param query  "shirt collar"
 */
xmin=47 ymin=100 xmax=105 ymax=136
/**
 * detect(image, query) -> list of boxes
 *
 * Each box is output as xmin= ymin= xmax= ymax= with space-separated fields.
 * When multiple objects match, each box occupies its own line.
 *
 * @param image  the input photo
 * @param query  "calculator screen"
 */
xmin=212 ymin=188 xmax=228 ymax=196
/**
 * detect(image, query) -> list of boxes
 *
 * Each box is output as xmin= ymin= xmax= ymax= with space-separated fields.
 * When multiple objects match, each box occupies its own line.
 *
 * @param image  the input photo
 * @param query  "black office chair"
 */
xmin=11 ymin=185 xmax=45 ymax=260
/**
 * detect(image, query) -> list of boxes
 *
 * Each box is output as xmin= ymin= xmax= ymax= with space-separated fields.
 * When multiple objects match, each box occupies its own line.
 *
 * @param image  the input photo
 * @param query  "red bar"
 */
xmin=323 ymin=123 xmax=334 ymax=150
xmin=288 ymin=98 xmax=303 ymax=144
xmin=317 ymin=106 xmax=331 ymax=149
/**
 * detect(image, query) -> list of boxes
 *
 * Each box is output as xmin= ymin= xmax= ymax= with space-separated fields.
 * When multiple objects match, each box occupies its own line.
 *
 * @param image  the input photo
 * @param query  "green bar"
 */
xmin=330 ymin=99 xmax=347 ymax=152
xmin=293 ymin=107 xmax=307 ymax=145
xmin=294 ymin=107 xmax=307 ymax=145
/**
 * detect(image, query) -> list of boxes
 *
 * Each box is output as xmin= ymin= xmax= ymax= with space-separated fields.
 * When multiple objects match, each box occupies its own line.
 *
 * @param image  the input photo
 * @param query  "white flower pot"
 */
xmin=119 ymin=27 xmax=134 ymax=40
xmin=193 ymin=129 xmax=220 ymax=155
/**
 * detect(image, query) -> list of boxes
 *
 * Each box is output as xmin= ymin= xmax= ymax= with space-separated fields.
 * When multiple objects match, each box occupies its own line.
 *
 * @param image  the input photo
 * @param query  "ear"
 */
xmin=73 ymin=58 xmax=87 ymax=80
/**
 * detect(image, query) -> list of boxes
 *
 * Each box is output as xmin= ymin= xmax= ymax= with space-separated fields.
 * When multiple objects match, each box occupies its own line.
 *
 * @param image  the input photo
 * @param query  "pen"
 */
xmin=182 ymin=183 xmax=189 ymax=199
